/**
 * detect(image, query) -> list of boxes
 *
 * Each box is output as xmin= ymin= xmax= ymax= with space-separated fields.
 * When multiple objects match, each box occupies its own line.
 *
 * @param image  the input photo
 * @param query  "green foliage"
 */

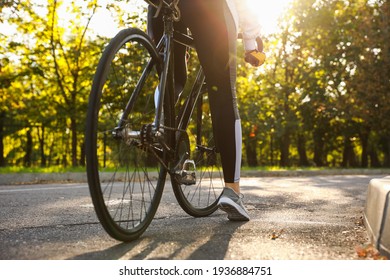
xmin=0 ymin=0 xmax=389 ymax=169
xmin=240 ymin=0 xmax=390 ymax=167
xmin=0 ymin=0 xmax=141 ymax=168
xmin=0 ymin=165 xmax=86 ymax=174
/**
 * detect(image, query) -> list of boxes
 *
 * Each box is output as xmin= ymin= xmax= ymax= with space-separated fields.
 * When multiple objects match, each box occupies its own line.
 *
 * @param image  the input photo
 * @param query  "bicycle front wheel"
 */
xmin=86 ymin=28 xmax=165 ymax=242
xmin=172 ymin=73 xmax=225 ymax=217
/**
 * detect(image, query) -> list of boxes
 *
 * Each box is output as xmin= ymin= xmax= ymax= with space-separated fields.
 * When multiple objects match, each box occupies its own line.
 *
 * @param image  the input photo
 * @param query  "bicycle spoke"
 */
xmin=171 ymin=86 xmax=225 ymax=216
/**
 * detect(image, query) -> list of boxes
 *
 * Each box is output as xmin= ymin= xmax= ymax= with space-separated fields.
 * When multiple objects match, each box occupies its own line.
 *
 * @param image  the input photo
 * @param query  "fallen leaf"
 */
xmin=271 ymin=229 xmax=284 ymax=240
xmin=355 ymin=243 xmax=388 ymax=260
xmin=355 ymin=245 xmax=367 ymax=258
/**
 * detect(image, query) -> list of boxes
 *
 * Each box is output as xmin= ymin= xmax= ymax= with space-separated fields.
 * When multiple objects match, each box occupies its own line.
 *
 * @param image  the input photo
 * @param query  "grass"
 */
xmin=0 ymin=165 xmax=387 ymax=174
xmin=241 ymin=166 xmax=326 ymax=171
xmin=0 ymin=166 xmax=86 ymax=174
xmin=0 ymin=165 xmax=346 ymax=174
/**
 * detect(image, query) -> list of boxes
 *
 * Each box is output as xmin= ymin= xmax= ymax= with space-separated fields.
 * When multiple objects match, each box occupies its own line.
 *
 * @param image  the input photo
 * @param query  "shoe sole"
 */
xmin=218 ymin=197 xmax=250 ymax=221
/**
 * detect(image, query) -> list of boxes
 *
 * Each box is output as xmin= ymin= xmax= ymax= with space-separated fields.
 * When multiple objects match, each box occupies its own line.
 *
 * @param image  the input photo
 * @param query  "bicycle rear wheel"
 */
xmin=171 ymin=71 xmax=225 ymax=217
xmin=86 ymin=28 xmax=165 ymax=242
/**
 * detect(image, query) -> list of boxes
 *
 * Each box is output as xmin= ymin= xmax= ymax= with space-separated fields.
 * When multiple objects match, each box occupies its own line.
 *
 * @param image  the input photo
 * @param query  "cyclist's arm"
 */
xmin=227 ymin=0 xmax=265 ymax=66
xmin=228 ymin=0 xmax=262 ymax=51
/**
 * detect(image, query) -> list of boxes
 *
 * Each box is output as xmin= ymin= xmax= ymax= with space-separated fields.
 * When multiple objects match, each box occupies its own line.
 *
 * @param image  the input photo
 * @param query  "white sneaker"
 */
xmin=218 ymin=188 xmax=250 ymax=221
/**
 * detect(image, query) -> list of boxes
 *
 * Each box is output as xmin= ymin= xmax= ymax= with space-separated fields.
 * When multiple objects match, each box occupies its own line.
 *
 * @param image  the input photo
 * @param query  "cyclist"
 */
xmin=148 ymin=0 xmax=265 ymax=221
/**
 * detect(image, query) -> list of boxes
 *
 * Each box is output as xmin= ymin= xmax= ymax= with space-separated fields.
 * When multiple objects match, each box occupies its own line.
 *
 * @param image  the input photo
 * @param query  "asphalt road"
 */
xmin=0 ymin=175 xmax=383 ymax=260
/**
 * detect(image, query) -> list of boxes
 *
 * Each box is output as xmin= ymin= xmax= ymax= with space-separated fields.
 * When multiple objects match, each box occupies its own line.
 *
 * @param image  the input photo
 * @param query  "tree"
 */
xmin=273 ymin=0 xmax=390 ymax=167
xmin=1 ymin=0 xmax=105 ymax=167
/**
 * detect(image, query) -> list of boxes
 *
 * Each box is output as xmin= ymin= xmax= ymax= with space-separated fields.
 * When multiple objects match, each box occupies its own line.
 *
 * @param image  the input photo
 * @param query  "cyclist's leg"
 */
xmin=180 ymin=0 xmax=250 ymax=221
xmin=179 ymin=0 xmax=242 ymax=190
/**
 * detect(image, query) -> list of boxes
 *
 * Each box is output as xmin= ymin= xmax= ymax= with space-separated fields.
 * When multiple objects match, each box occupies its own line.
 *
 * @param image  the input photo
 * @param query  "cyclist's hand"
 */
xmin=245 ymin=37 xmax=266 ymax=67
xmin=245 ymin=50 xmax=266 ymax=67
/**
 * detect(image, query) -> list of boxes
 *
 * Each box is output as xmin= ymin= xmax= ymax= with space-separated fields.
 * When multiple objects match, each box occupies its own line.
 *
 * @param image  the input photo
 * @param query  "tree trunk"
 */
xmin=79 ymin=140 xmax=85 ymax=167
xmin=246 ymin=139 xmax=258 ymax=167
xmin=382 ymin=136 xmax=390 ymax=167
xmin=279 ymin=133 xmax=290 ymax=167
xmin=0 ymin=111 xmax=5 ymax=167
xmin=24 ymin=128 xmax=33 ymax=167
xmin=71 ymin=117 xmax=78 ymax=167
xmin=360 ymin=130 xmax=369 ymax=168
xmin=269 ymin=132 xmax=274 ymax=166
xmin=313 ymin=129 xmax=325 ymax=167
xmin=37 ymin=126 xmax=47 ymax=167
xmin=342 ymin=137 xmax=357 ymax=167
xmin=369 ymin=147 xmax=381 ymax=167
xmin=297 ymin=133 xmax=310 ymax=166
xmin=47 ymin=132 xmax=55 ymax=167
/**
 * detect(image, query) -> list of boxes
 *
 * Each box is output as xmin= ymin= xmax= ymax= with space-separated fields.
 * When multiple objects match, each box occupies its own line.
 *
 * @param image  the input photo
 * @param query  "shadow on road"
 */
xmin=70 ymin=217 xmax=246 ymax=260
xmin=1 ymin=175 xmax=375 ymax=260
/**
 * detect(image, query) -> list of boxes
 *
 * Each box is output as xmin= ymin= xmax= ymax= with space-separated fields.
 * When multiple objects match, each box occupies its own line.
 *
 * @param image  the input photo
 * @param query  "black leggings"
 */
xmin=148 ymin=0 xmax=242 ymax=183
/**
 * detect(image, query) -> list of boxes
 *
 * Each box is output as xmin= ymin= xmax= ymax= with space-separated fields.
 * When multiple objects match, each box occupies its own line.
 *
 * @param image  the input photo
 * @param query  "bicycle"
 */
xmin=85 ymin=0 xmax=225 ymax=242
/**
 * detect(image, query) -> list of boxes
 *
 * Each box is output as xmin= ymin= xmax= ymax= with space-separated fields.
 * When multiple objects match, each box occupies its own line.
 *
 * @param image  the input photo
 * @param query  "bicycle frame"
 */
xmin=120 ymin=1 xmax=206 ymax=173
xmin=154 ymin=5 xmax=199 ymax=131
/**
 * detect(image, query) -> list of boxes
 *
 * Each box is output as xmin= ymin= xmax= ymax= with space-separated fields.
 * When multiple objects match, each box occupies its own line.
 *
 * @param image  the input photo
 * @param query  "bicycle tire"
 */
xmin=171 ymin=71 xmax=224 ymax=217
xmin=86 ymin=28 xmax=166 ymax=242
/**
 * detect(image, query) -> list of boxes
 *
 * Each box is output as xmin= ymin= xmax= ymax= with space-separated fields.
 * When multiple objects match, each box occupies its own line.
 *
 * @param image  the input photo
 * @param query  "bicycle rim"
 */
xmin=86 ymin=28 xmax=165 ymax=242
xmin=172 ymin=83 xmax=225 ymax=217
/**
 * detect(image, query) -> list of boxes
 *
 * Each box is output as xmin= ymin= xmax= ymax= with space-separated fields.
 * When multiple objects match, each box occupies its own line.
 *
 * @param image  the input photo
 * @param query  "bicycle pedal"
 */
xmin=176 ymin=170 xmax=196 ymax=186
xmin=175 ymin=159 xmax=196 ymax=185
